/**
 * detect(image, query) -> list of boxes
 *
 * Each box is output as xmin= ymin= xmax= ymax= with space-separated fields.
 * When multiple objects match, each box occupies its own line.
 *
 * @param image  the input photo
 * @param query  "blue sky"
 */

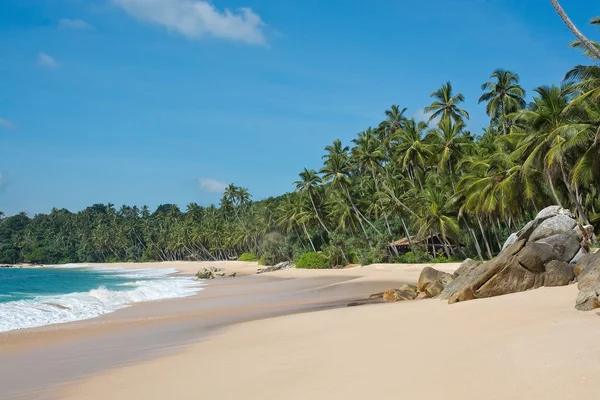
xmin=0 ymin=0 xmax=597 ymax=215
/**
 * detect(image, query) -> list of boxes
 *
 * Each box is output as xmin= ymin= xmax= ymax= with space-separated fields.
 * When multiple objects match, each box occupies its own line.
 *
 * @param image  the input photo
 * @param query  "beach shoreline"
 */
xmin=0 ymin=261 xmax=447 ymax=399
xmin=3 ymin=260 xmax=597 ymax=400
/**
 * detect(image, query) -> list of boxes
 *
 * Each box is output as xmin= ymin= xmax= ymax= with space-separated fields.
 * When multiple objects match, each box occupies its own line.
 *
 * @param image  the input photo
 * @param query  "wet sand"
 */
xmin=1 ymin=262 xmax=439 ymax=399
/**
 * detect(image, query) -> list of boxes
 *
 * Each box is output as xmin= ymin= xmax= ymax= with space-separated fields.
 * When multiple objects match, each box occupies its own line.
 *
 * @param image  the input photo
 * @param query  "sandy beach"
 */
xmin=1 ymin=261 xmax=598 ymax=400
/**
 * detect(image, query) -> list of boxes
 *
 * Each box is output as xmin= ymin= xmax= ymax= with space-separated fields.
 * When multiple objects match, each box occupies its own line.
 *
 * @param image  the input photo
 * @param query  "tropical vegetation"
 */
xmin=1 ymin=11 xmax=599 ymax=267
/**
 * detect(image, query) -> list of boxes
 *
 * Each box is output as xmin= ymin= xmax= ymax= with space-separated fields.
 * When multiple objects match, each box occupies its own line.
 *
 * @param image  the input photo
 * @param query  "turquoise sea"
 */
xmin=0 ymin=266 xmax=204 ymax=332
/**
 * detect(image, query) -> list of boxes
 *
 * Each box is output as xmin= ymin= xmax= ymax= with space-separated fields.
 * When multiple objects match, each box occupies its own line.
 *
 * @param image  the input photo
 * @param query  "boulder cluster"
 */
xmin=415 ymin=206 xmax=599 ymax=309
xmin=195 ymin=267 xmax=237 ymax=280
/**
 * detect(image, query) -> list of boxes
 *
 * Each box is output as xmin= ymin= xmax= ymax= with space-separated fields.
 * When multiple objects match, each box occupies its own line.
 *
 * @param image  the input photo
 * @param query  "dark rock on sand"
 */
xmin=196 ymin=267 xmax=220 ymax=280
xmin=382 ymin=284 xmax=418 ymax=302
xmin=435 ymin=206 xmax=590 ymax=304
xmin=418 ymin=267 xmax=454 ymax=298
xmin=575 ymin=252 xmax=600 ymax=311
xmin=257 ymin=261 xmax=295 ymax=274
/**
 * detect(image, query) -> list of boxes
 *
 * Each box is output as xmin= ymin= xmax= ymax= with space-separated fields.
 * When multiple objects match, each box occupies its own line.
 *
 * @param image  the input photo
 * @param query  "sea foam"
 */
xmin=0 ymin=267 xmax=204 ymax=333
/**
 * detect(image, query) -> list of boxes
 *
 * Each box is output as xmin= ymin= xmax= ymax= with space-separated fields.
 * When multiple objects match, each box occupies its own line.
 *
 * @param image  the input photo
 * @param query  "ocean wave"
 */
xmin=0 ymin=276 xmax=204 ymax=333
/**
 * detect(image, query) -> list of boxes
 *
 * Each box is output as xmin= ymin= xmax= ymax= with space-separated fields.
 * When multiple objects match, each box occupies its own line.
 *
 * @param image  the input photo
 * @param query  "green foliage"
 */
xmin=2 ymin=22 xmax=600 ymax=266
xmin=238 ymin=252 xmax=259 ymax=262
xmin=430 ymin=255 xmax=458 ymax=263
xmin=260 ymin=232 xmax=289 ymax=266
xmin=296 ymin=252 xmax=330 ymax=269
xmin=396 ymin=251 xmax=431 ymax=264
xmin=140 ymin=249 xmax=154 ymax=263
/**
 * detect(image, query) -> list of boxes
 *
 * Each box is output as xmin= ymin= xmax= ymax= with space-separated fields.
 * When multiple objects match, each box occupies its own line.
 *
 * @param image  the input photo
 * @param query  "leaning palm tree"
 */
xmin=321 ymin=149 xmax=380 ymax=236
xmin=550 ymin=1 xmax=600 ymax=59
xmin=424 ymin=81 xmax=470 ymax=124
xmin=564 ymin=17 xmax=600 ymax=107
xmin=479 ymin=69 xmax=526 ymax=135
xmin=294 ymin=168 xmax=330 ymax=234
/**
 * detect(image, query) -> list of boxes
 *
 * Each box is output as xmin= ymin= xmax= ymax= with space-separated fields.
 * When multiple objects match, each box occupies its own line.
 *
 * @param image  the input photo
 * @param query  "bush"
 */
xmin=296 ymin=252 xmax=330 ymax=269
xmin=258 ymin=255 xmax=267 ymax=265
xmin=430 ymin=255 xmax=458 ymax=263
xmin=140 ymin=249 xmax=154 ymax=263
xmin=238 ymin=252 xmax=259 ymax=262
xmin=260 ymin=232 xmax=289 ymax=266
xmin=395 ymin=251 xmax=431 ymax=264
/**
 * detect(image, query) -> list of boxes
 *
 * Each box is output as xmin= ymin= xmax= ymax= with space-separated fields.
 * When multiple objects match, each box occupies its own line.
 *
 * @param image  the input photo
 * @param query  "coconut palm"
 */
xmin=479 ymin=69 xmax=526 ymax=135
xmin=294 ymin=168 xmax=330 ymax=234
xmin=394 ymin=118 xmax=431 ymax=188
xmin=424 ymin=81 xmax=470 ymax=124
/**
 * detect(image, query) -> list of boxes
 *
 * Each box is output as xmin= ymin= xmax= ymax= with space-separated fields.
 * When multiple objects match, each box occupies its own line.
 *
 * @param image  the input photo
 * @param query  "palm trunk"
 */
xmin=302 ymin=222 xmax=316 ymax=252
xmin=309 ymin=192 xmax=330 ymax=235
xmin=477 ymin=216 xmax=493 ymax=259
xmin=344 ymin=186 xmax=381 ymax=235
xmin=547 ymin=169 xmax=563 ymax=208
xmin=559 ymin=158 xmax=590 ymax=225
xmin=468 ymin=225 xmax=484 ymax=260
xmin=400 ymin=216 xmax=416 ymax=253
xmin=371 ymin=169 xmax=393 ymax=236
xmin=381 ymin=181 xmax=419 ymax=218
xmin=441 ymin=232 xmax=451 ymax=258
xmin=550 ymin=0 xmax=600 ymax=59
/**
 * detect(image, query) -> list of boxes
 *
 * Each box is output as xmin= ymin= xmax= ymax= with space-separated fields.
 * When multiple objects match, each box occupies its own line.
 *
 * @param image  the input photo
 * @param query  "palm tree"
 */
xmin=550 ymin=1 xmax=600 ymax=59
xmin=294 ymin=168 xmax=330 ymax=234
xmin=320 ymin=151 xmax=369 ymax=237
xmin=414 ymin=187 xmax=461 ymax=258
xmin=394 ymin=118 xmax=431 ymax=188
xmin=512 ymin=84 xmax=587 ymax=218
xmin=425 ymin=118 xmax=472 ymax=179
xmin=424 ymin=81 xmax=470 ymax=124
xmin=479 ymin=69 xmax=526 ymax=135
xmin=352 ymin=128 xmax=393 ymax=234
xmin=379 ymin=104 xmax=408 ymax=134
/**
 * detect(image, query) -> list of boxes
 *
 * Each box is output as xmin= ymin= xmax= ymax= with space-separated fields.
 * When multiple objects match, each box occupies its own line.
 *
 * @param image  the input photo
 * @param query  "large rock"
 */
xmin=453 ymin=259 xmax=482 ymax=277
xmin=535 ymin=206 xmax=573 ymax=220
xmin=544 ymin=261 xmax=575 ymax=287
xmin=441 ymin=207 xmax=591 ymax=304
xmin=516 ymin=242 xmax=556 ymax=273
xmin=575 ymin=252 xmax=600 ymax=311
xmin=418 ymin=266 xmax=454 ymax=297
xmin=536 ymin=232 xmax=581 ymax=263
xmin=383 ymin=285 xmax=418 ymax=302
xmin=528 ymin=214 xmax=577 ymax=242
xmin=196 ymin=266 xmax=220 ymax=280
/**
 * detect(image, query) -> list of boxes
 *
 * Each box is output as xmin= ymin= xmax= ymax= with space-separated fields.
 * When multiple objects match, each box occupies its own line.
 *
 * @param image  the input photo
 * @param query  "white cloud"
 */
xmin=197 ymin=177 xmax=227 ymax=193
xmin=0 ymin=117 xmax=15 ymax=129
xmin=59 ymin=18 xmax=94 ymax=30
xmin=38 ymin=52 xmax=59 ymax=68
xmin=412 ymin=108 xmax=440 ymax=125
xmin=111 ymin=0 xmax=266 ymax=45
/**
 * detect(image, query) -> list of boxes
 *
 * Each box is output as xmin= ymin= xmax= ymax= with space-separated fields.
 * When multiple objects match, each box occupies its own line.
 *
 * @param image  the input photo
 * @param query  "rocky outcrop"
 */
xmin=437 ymin=206 xmax=590 ymax=304
xmin=418 ymin=267 xmax=454 ymax=297
xmin=452 ymin=259 xmax=482 ymax=278
xmin=196 ymin=267 xmax=220 ymax=280
xmin=196 ymin=267 xmax=237 ymax=280
xmin=257 ymin=261 xmax=295 ymax=274
xmin=575 ymin=252 xmax=600 ymax=311
xmin=382 ymin=284 xmax=418 ymax=302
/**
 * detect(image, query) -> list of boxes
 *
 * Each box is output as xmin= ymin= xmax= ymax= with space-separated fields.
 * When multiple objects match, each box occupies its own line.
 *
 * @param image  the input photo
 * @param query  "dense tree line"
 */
xmin=1 ymin=14 xmax=599 ymax=266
